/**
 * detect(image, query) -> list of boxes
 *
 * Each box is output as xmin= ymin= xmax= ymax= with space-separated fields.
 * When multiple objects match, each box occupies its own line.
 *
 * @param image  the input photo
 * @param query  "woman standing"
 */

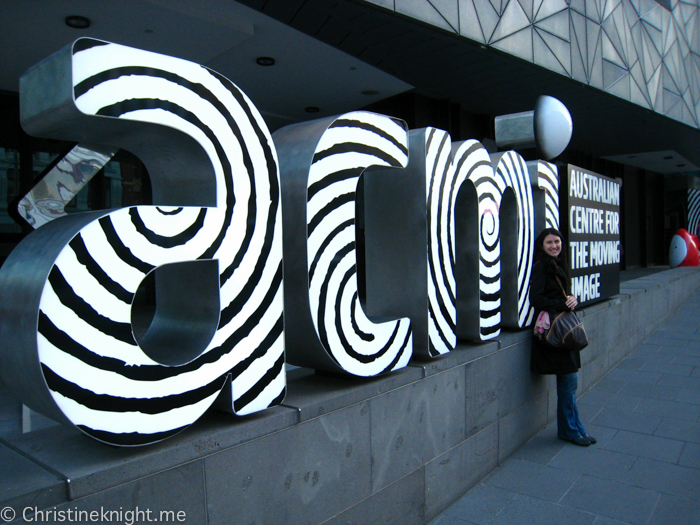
xmin=529 ymin=228 xmax=596 ymax=447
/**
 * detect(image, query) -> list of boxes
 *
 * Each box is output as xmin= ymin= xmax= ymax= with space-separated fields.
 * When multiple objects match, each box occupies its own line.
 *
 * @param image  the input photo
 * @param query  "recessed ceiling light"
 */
xmin=361 ymin=90 xmax=379 ymax=96
xmin=678 ymin=164 xmax=686 ymax=167
xmin=305 ymin=106 xmax=320 ymax=113
xmin=256 ymin=56 xmax=275 ymax=66
xmin=664 ymin=155 xmax=673 ymax=160
xmin=65 ymin=15 xmax=91 ymax=29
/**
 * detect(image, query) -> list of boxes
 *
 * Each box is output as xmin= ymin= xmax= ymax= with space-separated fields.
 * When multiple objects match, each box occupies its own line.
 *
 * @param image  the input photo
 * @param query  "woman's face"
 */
xmin=543 ymin=234 xmax=562 ymax=258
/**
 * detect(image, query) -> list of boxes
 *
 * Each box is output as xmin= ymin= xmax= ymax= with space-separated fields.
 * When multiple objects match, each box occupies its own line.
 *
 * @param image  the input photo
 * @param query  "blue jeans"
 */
xmin=556 ymin=372 xmax=587 ymax=440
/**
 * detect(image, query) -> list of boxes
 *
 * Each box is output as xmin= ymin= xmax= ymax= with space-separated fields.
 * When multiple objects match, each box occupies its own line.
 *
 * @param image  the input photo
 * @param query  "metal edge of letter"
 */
xmin=273 ymin=116 xmax=337 ymax=371
xmin=360 ymin=129 xmax=428 ymax=357
xmin=0 ymin=211 xmax=105 ymax=426
xmin=363 ymin=127 xmax=457 ymax=359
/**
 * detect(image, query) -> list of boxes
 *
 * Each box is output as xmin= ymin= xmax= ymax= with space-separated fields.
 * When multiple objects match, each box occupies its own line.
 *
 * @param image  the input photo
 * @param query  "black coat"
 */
xmin=529 ymin=256 xmax=581 ymax=375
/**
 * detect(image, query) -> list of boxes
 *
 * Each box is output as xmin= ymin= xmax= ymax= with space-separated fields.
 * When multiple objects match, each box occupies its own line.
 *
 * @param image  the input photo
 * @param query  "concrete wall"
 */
xmin=1 ymin=268 xmax=699 ymax=525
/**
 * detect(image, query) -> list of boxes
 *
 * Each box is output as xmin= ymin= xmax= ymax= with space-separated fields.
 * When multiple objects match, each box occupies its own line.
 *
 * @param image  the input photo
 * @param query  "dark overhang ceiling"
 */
xmin=236 ymin=0 xmax=700 ymax=172
xmin=2 ymin=0 xmax=699 ymax=172
xmin=0 ymin=0 xmax=413 ymax=132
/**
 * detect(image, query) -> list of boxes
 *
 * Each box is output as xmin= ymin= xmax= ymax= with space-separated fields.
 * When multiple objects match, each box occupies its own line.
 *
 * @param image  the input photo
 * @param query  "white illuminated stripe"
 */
xmin=52 ymin=390 xmax=220 ymax=435
xmin=307 ymin=222 xmax=355 ymax=320
xmin=54 ymin=247 xmax=131 ymax=319
xmin=233 ymin=361 xmax=286 ymax=416
xmin=428 ymin=128 xmax=458 ymax=355
xmin=39 ymin=334 xmax=224 ymax=398
xmin=231 ymin=333 xmax=284 ymax=399
xmin=307 ymin=204 xmax=355 ymax=267
xmin=39 ymin=285 xmax=153 ymax=366
xmin=78 ymin=221 xmax=148 ymax=293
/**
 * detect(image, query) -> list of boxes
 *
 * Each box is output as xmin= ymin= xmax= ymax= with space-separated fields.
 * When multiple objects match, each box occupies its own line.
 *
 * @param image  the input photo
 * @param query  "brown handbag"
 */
xmin=543 ymin=310 xmax=589 ymax=351
xmin=541 ymin=276 xmax=589 ymax=351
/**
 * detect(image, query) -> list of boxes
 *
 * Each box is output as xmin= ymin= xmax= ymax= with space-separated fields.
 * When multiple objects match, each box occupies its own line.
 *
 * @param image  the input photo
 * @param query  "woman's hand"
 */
xmin=565 ymin=295 xmax=578 ymax=310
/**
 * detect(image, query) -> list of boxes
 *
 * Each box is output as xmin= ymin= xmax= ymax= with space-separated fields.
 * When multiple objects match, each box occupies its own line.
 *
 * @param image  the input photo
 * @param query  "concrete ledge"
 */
xmin=413 ymin=340 xmax=500 ymax=377
xmin=1 ymin=267 xmax=698 ymax=524
xmin=4 ymin=405 xmax=299 ymax=501
xmin=282 ymin=364 xmax=424 ymax=422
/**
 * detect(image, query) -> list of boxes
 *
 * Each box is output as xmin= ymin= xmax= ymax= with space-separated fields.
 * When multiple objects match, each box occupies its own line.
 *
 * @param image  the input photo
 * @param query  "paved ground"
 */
xmin=430 ymin=292 xmax=700 ymax=525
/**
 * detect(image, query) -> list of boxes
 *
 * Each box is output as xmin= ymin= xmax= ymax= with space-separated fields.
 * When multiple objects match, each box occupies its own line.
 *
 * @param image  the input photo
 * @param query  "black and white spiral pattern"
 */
xmin=307 ymin=112 xmax=412 ymax=375
xmin=451 ymin=142 xmax=536 ymax=337
xmin=425 ymin=128 xmax=457 ymax=356
xmin=37 ymin=39 xmax=284 ymax=445
xmin=451 ymin=140 xmax=501 ymax=339
xmin=536 ymin=160 xmax=560 ymax=230
xmin=517 ymin=160 xmax=561 ymax=325
xmin=493 ymin=151 xmax=535 ymax=327
xmin=689 ymin=189 xmax=700 ymax=238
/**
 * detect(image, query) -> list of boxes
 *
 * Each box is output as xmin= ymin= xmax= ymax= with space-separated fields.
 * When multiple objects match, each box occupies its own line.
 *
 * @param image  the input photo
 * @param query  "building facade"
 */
xmin=1 ymin=1 xmax=700 ymax=523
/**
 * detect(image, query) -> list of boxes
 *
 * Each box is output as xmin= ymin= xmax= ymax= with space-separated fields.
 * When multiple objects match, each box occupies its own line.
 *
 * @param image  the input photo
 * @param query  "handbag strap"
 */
xmin=554 ymin=275 xmax=568 ymax=300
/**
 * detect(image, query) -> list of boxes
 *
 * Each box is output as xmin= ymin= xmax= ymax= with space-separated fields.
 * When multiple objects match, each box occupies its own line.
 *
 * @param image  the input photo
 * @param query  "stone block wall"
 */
xmin=1 ymin=268 xmax=699 ymax=524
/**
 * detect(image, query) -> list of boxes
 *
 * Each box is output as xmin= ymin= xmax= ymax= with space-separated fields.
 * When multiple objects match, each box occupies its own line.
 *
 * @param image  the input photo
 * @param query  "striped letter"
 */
xmin=362 ymin=128 xmax=457 ymax=358
xmin=492 ymin=151 xmax=535 ymax=328
xmin=275 ymin=112 xmax=412 ymax=376
xmin=0 ymin=39 xmax=285 ymax=446
xmin=452 ymin=142 xmax=536 ymax=338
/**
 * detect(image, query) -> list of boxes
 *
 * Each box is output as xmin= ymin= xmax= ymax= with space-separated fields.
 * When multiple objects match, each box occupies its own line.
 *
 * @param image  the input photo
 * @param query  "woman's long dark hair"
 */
xmin=533 ymin=227 xmax=571 ymax=280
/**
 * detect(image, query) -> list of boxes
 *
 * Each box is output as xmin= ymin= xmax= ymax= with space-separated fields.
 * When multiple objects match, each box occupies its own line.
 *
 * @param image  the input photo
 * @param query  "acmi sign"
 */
xmin=0 ymin=39 xmax=617 ymax=447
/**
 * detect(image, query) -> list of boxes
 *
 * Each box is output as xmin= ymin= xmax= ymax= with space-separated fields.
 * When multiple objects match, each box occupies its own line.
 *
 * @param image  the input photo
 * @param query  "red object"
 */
xmin=691 ymin=234 xmax=700 ymax=250
xmin=669 ymin=229 xmax=700 ymax=268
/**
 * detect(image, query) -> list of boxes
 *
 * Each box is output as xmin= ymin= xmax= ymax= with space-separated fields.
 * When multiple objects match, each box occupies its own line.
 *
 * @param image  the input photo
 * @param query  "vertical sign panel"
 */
xmin=564 ymin=165 xmax=621 ymax=306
